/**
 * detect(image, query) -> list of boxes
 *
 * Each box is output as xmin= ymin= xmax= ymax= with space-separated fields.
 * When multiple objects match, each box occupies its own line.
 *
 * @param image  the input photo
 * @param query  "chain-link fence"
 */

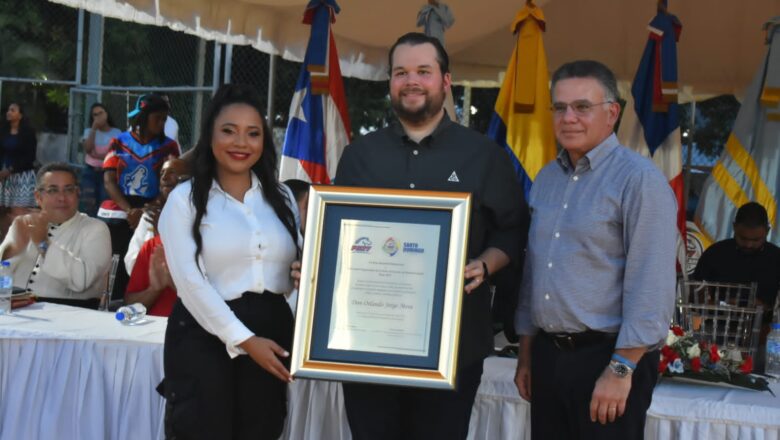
xmin=0 ymin=0 xmax=80 ymax=133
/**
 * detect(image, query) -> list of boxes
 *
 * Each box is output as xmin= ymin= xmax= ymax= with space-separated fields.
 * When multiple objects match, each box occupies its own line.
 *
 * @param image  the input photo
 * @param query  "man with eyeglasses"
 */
xmin=0 ymin=162 xmax=111 ymax=309
xmin=514 ymin=60 xmax=677 ymax=439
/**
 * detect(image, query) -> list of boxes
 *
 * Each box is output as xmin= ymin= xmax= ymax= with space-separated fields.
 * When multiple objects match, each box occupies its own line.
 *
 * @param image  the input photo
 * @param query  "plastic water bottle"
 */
xmin=115 ymin=303 xmax=147 ymax=324
xmin=0 ymin=261 xmax=13 ymax=315
xmin=766 ymin=324 xmax=780 ymax=379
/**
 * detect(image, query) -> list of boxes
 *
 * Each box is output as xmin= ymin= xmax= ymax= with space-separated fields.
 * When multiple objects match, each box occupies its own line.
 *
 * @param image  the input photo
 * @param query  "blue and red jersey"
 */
xmin=103 ymin=131 xmax=180 ymax=200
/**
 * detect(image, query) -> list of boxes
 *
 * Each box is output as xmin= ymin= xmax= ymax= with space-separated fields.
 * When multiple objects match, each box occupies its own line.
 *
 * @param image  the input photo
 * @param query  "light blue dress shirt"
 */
xmin=515 ymin=133 xmax=678 ymax=349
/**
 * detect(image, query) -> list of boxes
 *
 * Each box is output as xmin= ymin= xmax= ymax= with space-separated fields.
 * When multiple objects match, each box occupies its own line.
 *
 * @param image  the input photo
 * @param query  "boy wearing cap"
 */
xmin=100 ymin=93 xmax=180 ymax=300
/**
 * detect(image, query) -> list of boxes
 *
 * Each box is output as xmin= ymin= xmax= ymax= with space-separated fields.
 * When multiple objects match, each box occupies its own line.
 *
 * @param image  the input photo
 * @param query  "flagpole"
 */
xmin=684 ymin=97 xmax=696 ymax=215
xmin=267 ymin=53 xmax=276 ymax=127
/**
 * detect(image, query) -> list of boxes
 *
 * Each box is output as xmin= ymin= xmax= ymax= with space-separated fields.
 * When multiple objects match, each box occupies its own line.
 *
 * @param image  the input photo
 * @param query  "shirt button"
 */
xmin=413 ymin=150 xmax=419 ymax=156
xmin=544 ymin=293 xmax=550 ymax=300
xmin=409 ymin=183 xmax=415 ymax=189
xmin=563 ymin=203 xmax=568 ymax=209
xmin=258 ymin=244 xmax=262 ymax=249
xmin=573 ymin=176 xmax=579 ymax=181
xmin=554 ymin=232 xmax=560 ymax=238
xmin=547 ymin=262 xmax=553 ymax=268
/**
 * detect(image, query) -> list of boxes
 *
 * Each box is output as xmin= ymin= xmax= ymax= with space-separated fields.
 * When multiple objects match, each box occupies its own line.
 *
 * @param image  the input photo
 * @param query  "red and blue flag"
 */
xmin=280 ymin=0 xmax=351 ymax=184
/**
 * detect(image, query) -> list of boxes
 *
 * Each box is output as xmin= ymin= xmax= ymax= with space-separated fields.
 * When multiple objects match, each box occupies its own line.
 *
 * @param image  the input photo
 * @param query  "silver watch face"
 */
xmin=610 ymin=362 xmax=631 ymax=377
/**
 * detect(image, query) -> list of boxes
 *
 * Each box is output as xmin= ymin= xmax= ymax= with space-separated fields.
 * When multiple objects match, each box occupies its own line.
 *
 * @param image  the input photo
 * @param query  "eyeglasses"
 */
xmin=38 ymin=185 xmax=78 ymax=196
xmin=551 ymin=100 xmax=613 ymax=117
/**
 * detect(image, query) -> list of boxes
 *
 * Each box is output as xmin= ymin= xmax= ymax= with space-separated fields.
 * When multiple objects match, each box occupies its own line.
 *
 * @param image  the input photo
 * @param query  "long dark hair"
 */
xmin=88 ymin=102 xmax=117 ymax=128
xmin=190 ymin=84 xmax=298 ymax=269
xmin=1 ymin=102 xmax=34 ymax=136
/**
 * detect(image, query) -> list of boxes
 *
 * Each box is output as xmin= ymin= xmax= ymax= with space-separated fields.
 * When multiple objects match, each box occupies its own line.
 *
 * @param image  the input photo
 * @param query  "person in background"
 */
xmin=281 ymin=179 xmax=309 ymax=313
xmin=124 ymin=157 xmax=189 ymax=316
xmin=0 ymin=102 xmax=38 ymax=238
xmin=692 ymin=201 xmax=780 ymax=370
xmin=100 ymin=93 xmax=179 ymax=300
xmin=0 ymin=162 xmax=111 ymax=309
xmin=283 ymin=179 xmax=310 ymax=234
xmin=124 ymin=157 xmax=189 ymax=275
xmin=80 ymin=103 xmax=122 ymax=216
xmin=158 ymin=84 xmax=300 ymax=439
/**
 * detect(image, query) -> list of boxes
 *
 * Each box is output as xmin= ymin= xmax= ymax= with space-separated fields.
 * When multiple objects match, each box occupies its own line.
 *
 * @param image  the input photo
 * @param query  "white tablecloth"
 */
xmin=284 ymin=357 xmax=780 ymax=440
xmin=0 ymin=303 xmax=167 ymax=440
xmin=4 ymin=305 xmax=779 ymax=440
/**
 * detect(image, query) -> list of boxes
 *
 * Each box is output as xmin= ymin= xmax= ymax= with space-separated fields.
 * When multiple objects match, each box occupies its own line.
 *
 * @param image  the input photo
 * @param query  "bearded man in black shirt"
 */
xmin=693 ymin=201 xmax=780 ymax=314
xmin=332 ymin=32 xmax=527 ymax=440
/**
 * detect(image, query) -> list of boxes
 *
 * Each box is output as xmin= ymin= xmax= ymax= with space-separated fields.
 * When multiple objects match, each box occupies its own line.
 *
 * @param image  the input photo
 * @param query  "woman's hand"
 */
xmin=239 ymin=336 xmax=292 ymax=383
xmin=290 ymin=260 xmax=302 ymax=289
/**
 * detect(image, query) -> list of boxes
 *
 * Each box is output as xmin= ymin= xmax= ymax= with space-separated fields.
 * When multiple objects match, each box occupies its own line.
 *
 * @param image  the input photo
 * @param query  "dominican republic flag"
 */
xmin=279 ymin=0 xmax=351 ymax=184
xmin=618 ymin=2 xmax=686 ymax=247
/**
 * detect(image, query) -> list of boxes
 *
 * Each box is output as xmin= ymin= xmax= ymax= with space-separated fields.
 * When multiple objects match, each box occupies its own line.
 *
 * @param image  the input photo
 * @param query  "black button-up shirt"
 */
xmin=335 ymin=115 xmax=528 ymax=366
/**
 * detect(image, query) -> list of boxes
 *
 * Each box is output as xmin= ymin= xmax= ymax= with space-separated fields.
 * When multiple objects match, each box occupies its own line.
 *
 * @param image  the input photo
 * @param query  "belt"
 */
xmin=539 ymin=329 xmax=617 ymax=351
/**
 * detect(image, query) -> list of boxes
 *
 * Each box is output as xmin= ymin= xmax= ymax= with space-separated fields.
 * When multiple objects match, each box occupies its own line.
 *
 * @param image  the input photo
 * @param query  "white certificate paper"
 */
xmin=328 ymin=219 xmax=441 ymax=356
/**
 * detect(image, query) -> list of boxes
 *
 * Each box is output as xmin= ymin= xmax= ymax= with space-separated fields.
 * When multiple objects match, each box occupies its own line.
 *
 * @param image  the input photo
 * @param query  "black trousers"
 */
xmin=342 ymin=360 xmax=484 ymax=440
xmin=530 ymin=332 xmax=659 ymax=440
xmin=162 ymin=293 xmax=293 ymax=440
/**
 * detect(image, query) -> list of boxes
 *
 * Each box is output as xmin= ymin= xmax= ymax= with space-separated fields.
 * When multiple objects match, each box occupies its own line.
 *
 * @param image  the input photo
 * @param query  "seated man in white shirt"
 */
xmin=0 ymin=162 xmax=112 ymax=309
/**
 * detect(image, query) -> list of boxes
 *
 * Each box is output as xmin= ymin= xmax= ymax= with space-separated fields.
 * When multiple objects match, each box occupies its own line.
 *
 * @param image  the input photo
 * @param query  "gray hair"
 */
xmin=36 ymin=162 xmax=79 ymax=188
xmin=551 ymin=60 xmax=620 ymax=102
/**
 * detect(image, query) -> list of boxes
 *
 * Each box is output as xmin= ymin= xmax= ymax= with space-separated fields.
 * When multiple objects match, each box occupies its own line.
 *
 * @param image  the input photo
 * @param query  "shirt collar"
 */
xmin=556 ymin=133 xmax=619 ymax=171
xmin=390 ymin=111 xmax=453 ymax=146
xmin=210 ymin=172 xmax=262 ymax=196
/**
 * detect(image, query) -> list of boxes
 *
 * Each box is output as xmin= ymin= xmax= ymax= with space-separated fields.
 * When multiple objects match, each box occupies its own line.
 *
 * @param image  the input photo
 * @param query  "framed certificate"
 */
xmin=291 ymin=185 xmax=471 ymax=389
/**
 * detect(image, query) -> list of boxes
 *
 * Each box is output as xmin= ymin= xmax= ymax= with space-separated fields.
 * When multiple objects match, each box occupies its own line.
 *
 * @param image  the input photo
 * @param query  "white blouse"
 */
xmin=158 ymin=173 xmax=300 ymax=357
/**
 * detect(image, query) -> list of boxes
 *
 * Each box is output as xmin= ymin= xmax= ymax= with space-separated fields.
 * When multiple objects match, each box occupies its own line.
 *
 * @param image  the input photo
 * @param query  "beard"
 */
xmin=391 ymin=86 xmax=446 ymax=124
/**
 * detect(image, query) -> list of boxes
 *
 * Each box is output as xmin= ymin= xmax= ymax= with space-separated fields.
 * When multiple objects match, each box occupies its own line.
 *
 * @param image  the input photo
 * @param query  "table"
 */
xmin=4 ymin=304 xmax=779 ymax=440
xmin=0 ymin=303 xmax=167 ymax=440
xmin=283 ymin=357 xmax=780 ymax=440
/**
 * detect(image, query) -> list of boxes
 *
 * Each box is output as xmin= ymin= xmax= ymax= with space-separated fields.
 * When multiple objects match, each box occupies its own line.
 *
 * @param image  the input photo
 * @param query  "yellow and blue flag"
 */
xmin=486 ymin=2 xmax=556 ymax=198
xmin=695 ymin=18 xmax=780 ymax=246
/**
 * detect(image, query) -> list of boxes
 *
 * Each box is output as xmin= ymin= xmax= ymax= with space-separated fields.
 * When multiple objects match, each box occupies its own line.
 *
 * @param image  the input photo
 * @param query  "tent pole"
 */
xmin=267 ymin=53 xmax=276 ymax=128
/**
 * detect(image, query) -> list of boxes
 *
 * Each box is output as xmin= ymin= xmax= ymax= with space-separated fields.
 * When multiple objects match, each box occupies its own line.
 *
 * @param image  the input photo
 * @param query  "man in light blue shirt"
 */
xmin=514 ymin=60 xmax=677 ymax=439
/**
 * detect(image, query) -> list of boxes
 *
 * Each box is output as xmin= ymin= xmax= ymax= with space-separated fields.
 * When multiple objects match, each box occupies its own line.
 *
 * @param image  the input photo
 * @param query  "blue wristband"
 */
xmin=611 ymin=353 xmax=637 ymax=370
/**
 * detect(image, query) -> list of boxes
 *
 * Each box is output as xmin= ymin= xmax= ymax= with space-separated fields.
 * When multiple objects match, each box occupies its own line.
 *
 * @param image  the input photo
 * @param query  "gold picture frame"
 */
xmin=291 ymin=185 xmax=471 ymax=389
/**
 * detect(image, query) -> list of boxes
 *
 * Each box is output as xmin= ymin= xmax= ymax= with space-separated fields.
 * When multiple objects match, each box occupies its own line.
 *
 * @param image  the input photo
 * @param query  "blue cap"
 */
xmin=1 ymin=261 xmax=9 ymax=267
xmin=115 ymin=311 xmax=125 ymax=321
xmin=772 ymin=323 xmax=780 ymax=330
xmin=127 ymin=94 xmax=169 ymax=118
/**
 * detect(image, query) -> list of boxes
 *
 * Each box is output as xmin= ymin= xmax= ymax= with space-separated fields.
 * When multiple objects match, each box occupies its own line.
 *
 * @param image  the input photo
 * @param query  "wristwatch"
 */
xmin=608 ymin=360 xmax=634 ymax=378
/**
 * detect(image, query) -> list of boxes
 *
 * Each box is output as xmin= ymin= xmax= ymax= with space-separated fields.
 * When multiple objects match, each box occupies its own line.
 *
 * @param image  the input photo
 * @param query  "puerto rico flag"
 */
xmin=618 ymin=2 xmax=686 ymax=245
xmin=279 ymin=0 xmax=351 ymax=184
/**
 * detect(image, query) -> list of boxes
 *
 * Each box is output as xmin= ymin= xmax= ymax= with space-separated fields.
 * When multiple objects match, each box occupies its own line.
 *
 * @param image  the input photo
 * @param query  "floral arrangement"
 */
xmin=659 ymin=325 xmax=772 ymax=394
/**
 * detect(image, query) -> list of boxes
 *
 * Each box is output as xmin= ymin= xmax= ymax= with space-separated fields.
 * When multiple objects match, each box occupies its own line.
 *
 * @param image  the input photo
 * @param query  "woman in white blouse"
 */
xmin=157 ymin=84 xmax=299 ymax=439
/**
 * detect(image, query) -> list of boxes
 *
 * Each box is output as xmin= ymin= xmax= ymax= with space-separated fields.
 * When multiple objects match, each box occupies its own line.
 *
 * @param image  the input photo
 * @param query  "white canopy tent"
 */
xmin=50 ymin=0 xmax=779 ymax=95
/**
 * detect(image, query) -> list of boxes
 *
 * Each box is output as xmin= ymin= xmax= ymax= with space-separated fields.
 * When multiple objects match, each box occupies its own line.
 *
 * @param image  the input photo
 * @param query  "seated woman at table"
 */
xmin=157 ymin=84 xmax=300 ymax=439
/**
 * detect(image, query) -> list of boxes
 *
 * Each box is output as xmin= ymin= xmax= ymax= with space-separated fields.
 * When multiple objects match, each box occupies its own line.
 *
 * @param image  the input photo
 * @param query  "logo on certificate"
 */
xmin=382 ymin=237 xmax=399 ymax=256
xmin=351 ymin=237 xmax=373 ymax=253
